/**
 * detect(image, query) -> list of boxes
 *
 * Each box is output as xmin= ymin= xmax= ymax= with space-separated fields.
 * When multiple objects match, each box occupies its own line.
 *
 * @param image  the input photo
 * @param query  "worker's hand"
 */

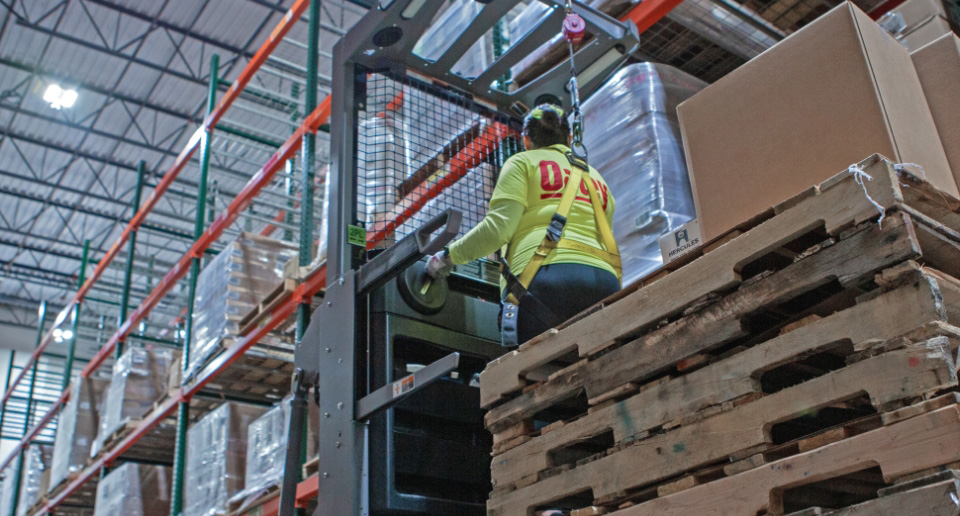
xmin=425 ymin=251 xmax=454 ymax=280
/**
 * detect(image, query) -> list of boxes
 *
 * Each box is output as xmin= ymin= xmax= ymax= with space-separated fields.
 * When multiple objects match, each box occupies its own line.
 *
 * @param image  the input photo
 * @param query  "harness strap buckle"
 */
xmin=566 ymin=150 xmax=588 ymax=171
xmin=547 ymin=214 xmax=566 ymax=242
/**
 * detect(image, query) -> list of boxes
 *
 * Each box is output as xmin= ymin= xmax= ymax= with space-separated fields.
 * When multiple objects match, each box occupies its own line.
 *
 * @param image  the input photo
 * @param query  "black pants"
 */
xmin=505 ymin=263 xmax=621 ymax=345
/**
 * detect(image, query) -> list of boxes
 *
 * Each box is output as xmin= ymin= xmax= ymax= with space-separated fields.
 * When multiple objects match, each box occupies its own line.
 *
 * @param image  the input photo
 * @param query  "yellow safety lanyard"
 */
xmin=503 ymin=154 xmax=621 ymax=305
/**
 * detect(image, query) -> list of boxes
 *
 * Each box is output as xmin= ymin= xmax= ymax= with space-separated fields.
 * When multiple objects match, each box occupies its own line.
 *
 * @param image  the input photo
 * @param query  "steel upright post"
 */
xmin=170 ymin=53 xmax=219 ymax=516
xmin=279 ymin=2 xmax=320 ymax=515
xmin=62 ymin=239 xmax=91 ymax=391
xmin=284 ymin=160 xmax=296 ymax=242
xmin=0 ymin=348 xmax=13 ymax=437
xmin=299 ymin=0 xmax=320 ymax=294
xmin=9 ymin=301 xmax=47 ymax=516
xmin=117 ymin=161 xmax=146 ymax=359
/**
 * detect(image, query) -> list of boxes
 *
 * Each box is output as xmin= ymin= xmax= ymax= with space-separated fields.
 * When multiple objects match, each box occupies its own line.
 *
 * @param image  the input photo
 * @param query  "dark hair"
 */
xmin=523 ymin=104 xmax=570 ymax=149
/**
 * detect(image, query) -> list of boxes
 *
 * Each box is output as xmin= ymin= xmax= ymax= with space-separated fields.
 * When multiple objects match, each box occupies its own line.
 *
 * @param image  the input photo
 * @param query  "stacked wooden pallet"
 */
xmin=481 ymin=155 xmax=960 ymax=516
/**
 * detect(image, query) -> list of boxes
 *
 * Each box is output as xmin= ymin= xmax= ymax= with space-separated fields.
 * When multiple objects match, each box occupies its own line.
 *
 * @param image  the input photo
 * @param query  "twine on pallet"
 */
xmin=894 ymin=162 xmax=927 ymax=179
xmin=848 ymin=164 xmax=886 ymax=229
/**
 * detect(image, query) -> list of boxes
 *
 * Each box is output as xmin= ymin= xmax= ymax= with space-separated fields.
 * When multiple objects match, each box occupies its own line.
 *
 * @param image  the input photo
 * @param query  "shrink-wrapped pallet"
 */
xmin=357 ymin=73 xmax=483 ymax=243
xmin=580 ymin=63 xmax=705 ymax=285
xmin=50 ymin=377 xmax=108 ymax=491
xmin=16 ymin=444 xmax=52 ymax=516
xmin=0 ymin=456 xmax=20 ymax=516
xmin=229 ymin=398 xmax=319 ymax=508
xmin=92 ymin=347 xmax=177 ymax=458
xmin=93 ymin=463 xmax=171 ymax=516
xmin=187 ymin=233 xmax=297 ymax=380
xmin=404 ymin=163 xmax=497 ymax=242
xmin=184 ymin=402 xmax=267 ymax=516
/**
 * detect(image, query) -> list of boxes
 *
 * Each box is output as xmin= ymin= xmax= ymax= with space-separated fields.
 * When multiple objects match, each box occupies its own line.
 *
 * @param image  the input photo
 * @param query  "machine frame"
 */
xmin=281 ymin=1 xmax=639 ymax=514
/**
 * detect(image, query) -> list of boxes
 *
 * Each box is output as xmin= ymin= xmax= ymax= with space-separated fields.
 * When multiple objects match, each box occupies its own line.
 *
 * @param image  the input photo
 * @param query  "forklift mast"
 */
xmin=282 ymin=1 xmax=639 ymax=515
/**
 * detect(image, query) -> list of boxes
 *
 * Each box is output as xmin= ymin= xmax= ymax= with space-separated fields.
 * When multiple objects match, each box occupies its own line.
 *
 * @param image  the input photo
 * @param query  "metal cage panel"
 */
xmin=357 ymin=72 xmax=519 ymax=251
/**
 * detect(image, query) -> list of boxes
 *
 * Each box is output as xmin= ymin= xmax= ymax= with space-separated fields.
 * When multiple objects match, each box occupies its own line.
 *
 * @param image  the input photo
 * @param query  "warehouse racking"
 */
xmin=0 ymin=1 xmax=334 ymax=513
xmin=0 ymin=0 xmax=922 ymax=514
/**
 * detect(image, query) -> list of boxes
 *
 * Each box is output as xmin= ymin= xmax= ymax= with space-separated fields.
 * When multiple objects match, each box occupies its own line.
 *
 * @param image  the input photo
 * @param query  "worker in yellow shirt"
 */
xmin=426 ymin=104 xmax=621 ymax=347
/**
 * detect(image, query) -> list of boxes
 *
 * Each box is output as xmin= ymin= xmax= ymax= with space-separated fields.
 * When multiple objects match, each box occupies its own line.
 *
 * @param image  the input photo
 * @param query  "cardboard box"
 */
xmin=900 ymin=15 xmax=955 ymax=49
xmin=677 ymin=2 xmax=956 ymax=241
xmin=912 ymin=33 xmax=960 ymax=190
xmin=50 ymin=377 xmax=109 ymax=490
xmin=886 ymin=0 xmax=951 ymax=32
xmin=0 ymin=456 xmax=20 ymax=516
xmin=229 ymin=397 xmax=320 ymax=508
xmin=92 ymin=347 xmax=178 ymax=458
xmin=16 ymin=444 xmax=52 ymax=516
xmin=94 ymin=463 xmax=172 ymax=516
xmin=184 ymin=402 xmax=268 ymax=516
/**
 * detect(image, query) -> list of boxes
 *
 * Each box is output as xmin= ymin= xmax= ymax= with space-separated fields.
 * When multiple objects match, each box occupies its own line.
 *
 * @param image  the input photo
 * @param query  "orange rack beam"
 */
xmin=0 ymin=0 xmax=315 ymax=484
xmin=35 ymin=101 xmax=331 ymax=513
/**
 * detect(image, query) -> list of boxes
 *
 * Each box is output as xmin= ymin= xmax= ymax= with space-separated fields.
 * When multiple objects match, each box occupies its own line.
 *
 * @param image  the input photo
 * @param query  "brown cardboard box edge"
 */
xmin=900 ymin=15 xmax=955 ymax=50
xmin=912 ymin=33 xmax=960 ymax=190
xmin=890 ymin=0 xmax=951 ymax=29
xmin=853 ymin=3 xmax=954 ymax=187
xmin=677 ymin=1 xmax=955 ymax=241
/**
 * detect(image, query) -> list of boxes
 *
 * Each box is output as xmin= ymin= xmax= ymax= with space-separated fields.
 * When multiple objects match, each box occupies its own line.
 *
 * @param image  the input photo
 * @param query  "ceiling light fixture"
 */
xmin=42 ymin=84 xmax=78 ymax=109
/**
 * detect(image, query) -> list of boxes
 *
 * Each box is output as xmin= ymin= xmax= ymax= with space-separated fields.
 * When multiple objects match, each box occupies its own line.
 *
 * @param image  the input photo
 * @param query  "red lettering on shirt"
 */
xmin=539 ymin=161 xmax=563 ymax=192
xmin=540 ymin=170 xmax=610 ymax=211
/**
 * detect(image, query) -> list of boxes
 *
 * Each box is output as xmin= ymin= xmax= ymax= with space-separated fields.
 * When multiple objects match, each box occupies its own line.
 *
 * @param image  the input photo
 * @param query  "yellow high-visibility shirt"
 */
xmin=448 ymin=144 xmax=618 ymax=292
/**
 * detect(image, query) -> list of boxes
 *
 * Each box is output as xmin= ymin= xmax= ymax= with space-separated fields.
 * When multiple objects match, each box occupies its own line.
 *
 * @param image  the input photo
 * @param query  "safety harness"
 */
xmin=498 ymin=0 xmax=621 ymax=347
xmin=499 ymin=150 xmax=621 ymax=347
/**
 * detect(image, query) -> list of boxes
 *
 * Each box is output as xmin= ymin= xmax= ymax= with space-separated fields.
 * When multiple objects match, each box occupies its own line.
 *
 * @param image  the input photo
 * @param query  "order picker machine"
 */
xmin=279 ymin=1 xmax=639 ymax=514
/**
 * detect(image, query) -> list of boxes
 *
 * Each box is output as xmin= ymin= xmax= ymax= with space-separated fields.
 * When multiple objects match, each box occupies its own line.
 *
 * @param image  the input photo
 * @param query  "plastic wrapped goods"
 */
xmin=405 ymin=162 xmax=497 ymax=242
xmin=314 ymin=164 xmax=331 ymax=267
xmin=188 ymin=233 xmax=297 ymax=380
xmin=93 ymin=463 xmax=172 ymax=516
xmin=92 ymin=347 xmax=177 ymax=458
xmin=667 ymin=0 xmax=780 ymax=60
xmin=50 ymin=377 xmax=108 ymax=491
xmin=16 ymin=444 xmax=52 ymax=516
xmin=580 ymin=63 xmax=706 ymax=285
xmin=358 ymin=113 xmax=407 ymax=231
xmin=0 ymin=456 xmax=21 ymax=516
xmin=358 ymin=81 xmax=483 ymax=243
xmin=184 ymin=402 xmax=267 ymax=516
xmin=229 ymin=398 xmax=319 ymax=508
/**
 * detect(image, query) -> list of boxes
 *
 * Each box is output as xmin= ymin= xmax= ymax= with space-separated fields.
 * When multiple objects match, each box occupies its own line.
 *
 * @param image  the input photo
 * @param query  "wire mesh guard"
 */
xmin=356 ymin=73 xmax=519 ymax=250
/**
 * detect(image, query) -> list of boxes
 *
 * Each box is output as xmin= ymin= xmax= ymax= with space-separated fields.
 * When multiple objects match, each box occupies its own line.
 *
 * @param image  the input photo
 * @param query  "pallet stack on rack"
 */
xmin=0 ymin=1 xmax=335 ymax=515
xmin=480 ymin=156 xmax=960 ymax=515
xmin=93 ymin=463 xmax=172 ymax=516
xmin=186 ymin=233 xmax=299 ymax=401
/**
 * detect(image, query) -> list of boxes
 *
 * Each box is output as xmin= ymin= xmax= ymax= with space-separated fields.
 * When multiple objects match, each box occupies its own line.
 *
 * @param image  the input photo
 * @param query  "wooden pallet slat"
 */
xmin=486 ymin=211 xmax=928 ymax=437
xmin=610 ymin=405 xmax=960 ymax=516
xmin=489 ymin=277 xmax=958 ymax=489
xmin=493 ymin=264 xmax=959 ymax=455
xmin=486 ymin=336 xmax=958 ymax=515
xmin=238 ymin=278 xmax=298 ymax=337
xmin=482 ymin=156 xmax=960 ymax=516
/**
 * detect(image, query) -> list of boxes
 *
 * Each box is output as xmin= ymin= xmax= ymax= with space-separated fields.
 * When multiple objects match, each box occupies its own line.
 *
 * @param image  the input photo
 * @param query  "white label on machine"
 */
xmin=392 ymin=374 xmax=415 ymax=398
xmin=659 ymin=219 xmax=702 ymax=264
